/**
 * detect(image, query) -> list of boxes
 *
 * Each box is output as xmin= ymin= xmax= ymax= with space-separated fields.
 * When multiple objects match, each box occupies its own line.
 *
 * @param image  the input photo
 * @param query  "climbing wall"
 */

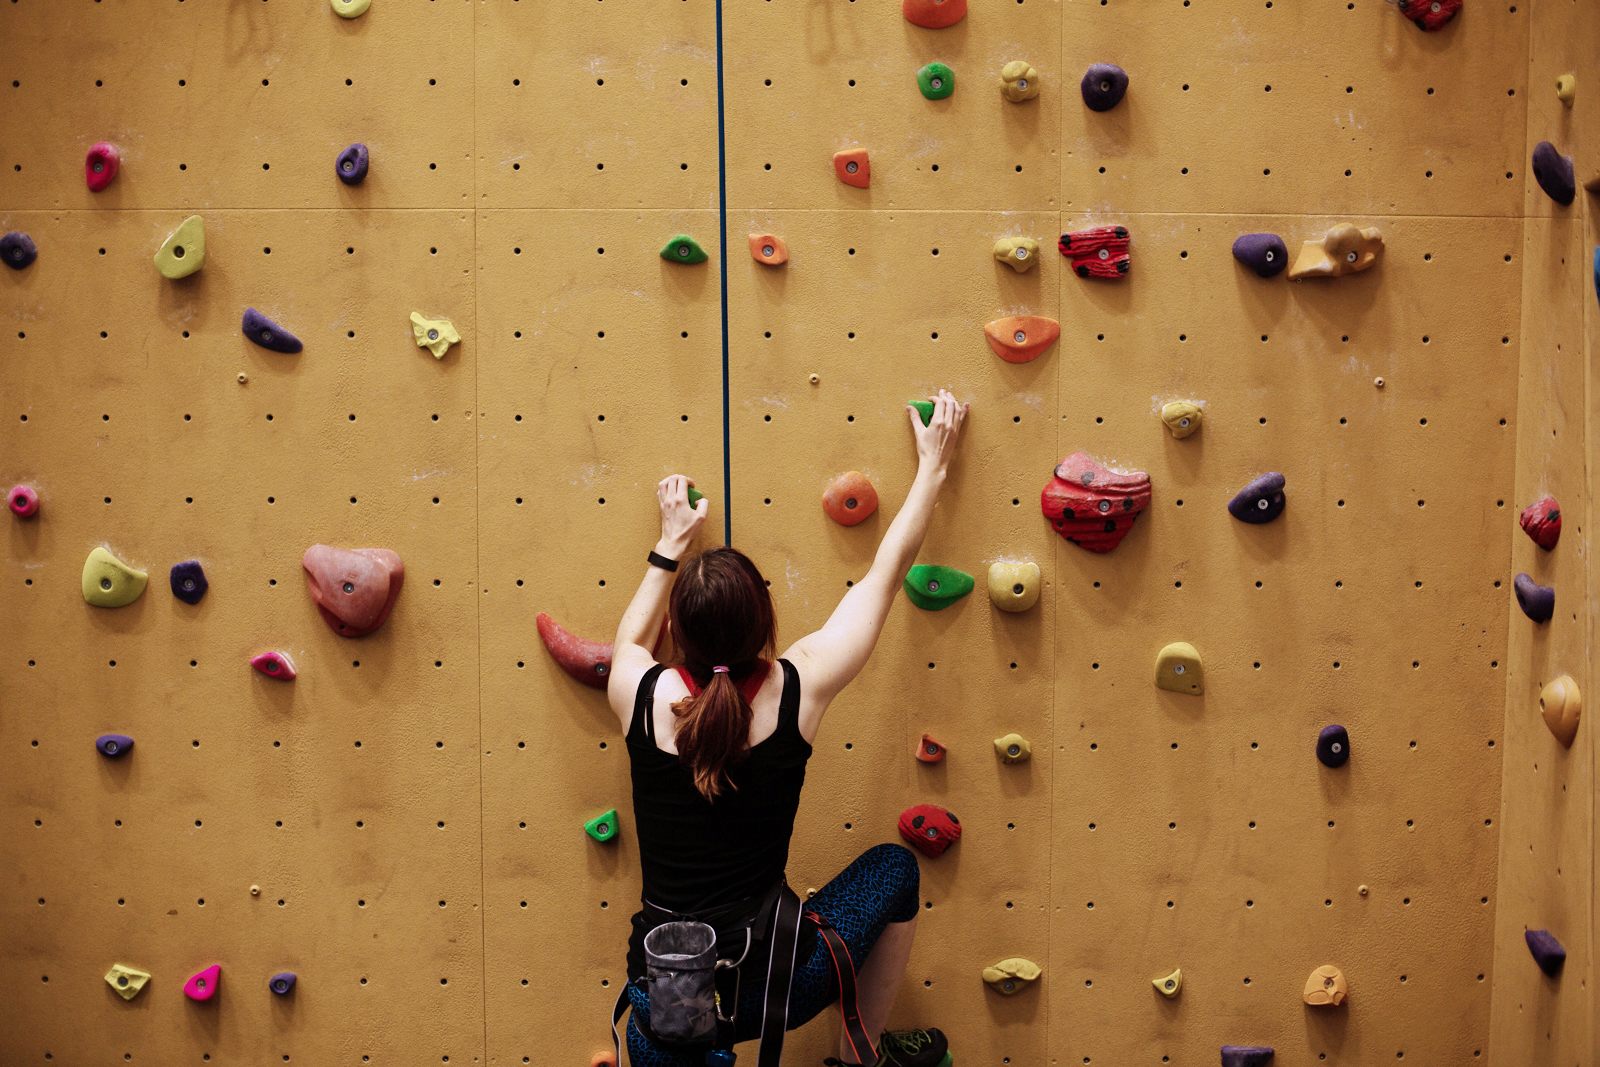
xmin=0 ymin=2 xmax=1593 ymax=1067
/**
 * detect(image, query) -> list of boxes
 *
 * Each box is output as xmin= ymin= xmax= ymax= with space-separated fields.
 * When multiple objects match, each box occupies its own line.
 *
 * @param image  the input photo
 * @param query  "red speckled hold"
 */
xmin=536 ymin=612 xmax=614 ymax=689
xmin=9 ymin=484 xmax=39 ymax=518
xmin=1059 ymin=225 xmax=1131 ymax=279
xmin=85 ymin=143 xmax=120 ymax=192
xmin=1520 ymin=496 xmax=1561 ymax=550
xmin=1396 ymin=0 xmax=1461 ymax=31
xmin=1040 ymin=452 xmax=1151 ymax=553
xmin=898 ymin=804 xmax=961 ymax=857
xmin=822 ymin=471 xmax=879 ymax=527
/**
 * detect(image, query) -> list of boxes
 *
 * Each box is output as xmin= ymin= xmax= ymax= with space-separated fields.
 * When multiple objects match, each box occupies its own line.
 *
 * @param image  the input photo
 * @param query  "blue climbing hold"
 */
xmin=1525 ymin=929 xmax=1565 ymax=977
xmin=1514 ymin=573 xmax=1554 ymax=623
xmin=1 ymin=231 xmax=37 ymax=270
xmin=336 ymin=143 xmax=369 ymax=186
xmin=96 ymin=734 xmax=134 ymax=758
xmin=1227 ymin=473 xmax=1286 ymax=524
xmin=1592 ymin=247 xmax=1598 ymax=308
xmin=1221 ymin=1048 xmax=1274 ymax=1067
xmin=1231 ymin=233 xmax=1288 ymax=278
xmin=1316 ymin=724 xmax=1349 ymax=768
xmin=170 ymin=561 xmax=209 ymax=604
xmin=242 ymin=309 xmax=303 ymax=354
xmin=269 ymin=972 xmax=298 ymax=995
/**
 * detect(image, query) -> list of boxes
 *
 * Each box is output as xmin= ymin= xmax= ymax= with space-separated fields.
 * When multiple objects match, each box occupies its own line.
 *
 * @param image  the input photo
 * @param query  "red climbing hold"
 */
xmin=1059 ymin=226 xmax=1130 ymax=279
xmin=537 ymin=612 xmax=614 ymax=690
xmin=250 ymin=651 xmax=297 ymax=680
xmin=9 ymin=485 xmax=39 ymax=518
xmin=1040 ymin=453 xmax=1151 ymax=553
xmin=1396 ymin=0 xmax=1461 ymax=31
xmin=1520 ymin=497 xmax=1561 ymax=550
xmin=301 ymin=545 xmax=404 ymax=638
xmin=915 ymin=734 xmax=947 ymax=763
xmin=898 ymin=804 xmax=961 ymax=857
xmin=902 ymin=0 xmax=967 ymax=28
xmin=86 ymin=143 xmax=120 ymax=192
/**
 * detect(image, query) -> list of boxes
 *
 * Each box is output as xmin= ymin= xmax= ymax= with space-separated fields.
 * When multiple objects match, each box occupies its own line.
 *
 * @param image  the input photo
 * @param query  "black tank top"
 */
xmin=626 ymin=660 xmax=813 ymax=978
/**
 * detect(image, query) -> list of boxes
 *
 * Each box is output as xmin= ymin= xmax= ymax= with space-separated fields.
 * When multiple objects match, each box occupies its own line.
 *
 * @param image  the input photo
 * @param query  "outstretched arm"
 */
xmin=606 ymin=475 xmax=707 ymax=730
xmin=782 ymin=390 xmax=968 ymax=728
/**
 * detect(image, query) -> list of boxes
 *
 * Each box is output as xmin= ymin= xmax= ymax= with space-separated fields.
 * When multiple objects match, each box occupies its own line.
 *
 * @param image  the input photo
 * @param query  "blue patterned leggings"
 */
xmin=624 ymin=843 xmax=922 ymax=1066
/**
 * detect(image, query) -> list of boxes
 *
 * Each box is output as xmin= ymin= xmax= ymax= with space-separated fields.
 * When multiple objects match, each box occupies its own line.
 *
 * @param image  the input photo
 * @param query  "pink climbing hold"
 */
xmin=183 ymin=964 xmax=221 ymax=1002
xmin=85 ymin=143 xmax=120 ymax=192
xmin=250 ymin=651 xmax=297 ymax=680
xmin=536 ymin=612 xmax=614 ymax=689
xmin=9 ymin=485 xmax=39 ymax=518
xmin=1519 ymin=497 xmax=1561 ymax=550
xmin=1040 ymin=452 xmax=1152 ymax=553
xmin=302 ymin=545 xmax=405 ymax=638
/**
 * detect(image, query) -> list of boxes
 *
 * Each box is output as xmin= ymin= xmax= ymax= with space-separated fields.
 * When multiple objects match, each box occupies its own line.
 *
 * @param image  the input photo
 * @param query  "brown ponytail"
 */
xmin=667 ymin=547 xmax=777 ymax=800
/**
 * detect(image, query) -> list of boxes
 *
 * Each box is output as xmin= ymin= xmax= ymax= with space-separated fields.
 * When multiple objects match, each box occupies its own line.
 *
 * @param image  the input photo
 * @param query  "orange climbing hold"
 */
xmin=833 ymin=149 xmax=871 ymax=189
xmin=915 ymin=734 xmax=947 ymax=763
xmin=749 ymin=234 xmax=788 ymax=266
xmin=902 ymin=0 xmax=967 ymax=28
xmin=822 ymin=471 xmax=879 ymax=526
xmin=984 ymin=316 xmax=1061 ymax=364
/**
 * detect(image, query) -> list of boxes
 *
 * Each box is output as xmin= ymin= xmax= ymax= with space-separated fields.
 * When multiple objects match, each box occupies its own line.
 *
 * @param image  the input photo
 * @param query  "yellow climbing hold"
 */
xmin=331 ymin=0 xmax=372 ymax=16
xmin=992 ymin=237 xmax=1040 ymax=273
xmin=1303 ymin=964 xmax=1348 ymax=1006
xmin=105 ymin=963 xmax=152 ymax=1001
xmin=154 ymin=216 xmax=206 ymax=280
xmin=993 ymin=733 xmax=1031 ymax=764
xmin=1152 ymin=967 xmax=1182 ymax=997
xmin=987 ymin=561 xmax=1040 ymax=612
xmin=982 ymin=957 xmax=1041 ymax=994
xmin=82 ymin=547 xmax=149 ymax=608
xmin=1556 ymin=73 xmax=1575 ymax=105
xmin=1160 ymin=401 xmax=1202 ymax=439
xmin=1154 ymin=642 xmax=1203 ymax=695
xmin=411 ymin=312 xmax=461 ymax=359
xmin=999 ymin=61 xmax=1040 ymax=102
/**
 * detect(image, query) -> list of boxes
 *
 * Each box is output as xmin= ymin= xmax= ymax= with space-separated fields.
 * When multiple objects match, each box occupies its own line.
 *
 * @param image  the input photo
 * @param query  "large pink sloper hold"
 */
xmin=302 ymin=545 xmax=404 ymax=637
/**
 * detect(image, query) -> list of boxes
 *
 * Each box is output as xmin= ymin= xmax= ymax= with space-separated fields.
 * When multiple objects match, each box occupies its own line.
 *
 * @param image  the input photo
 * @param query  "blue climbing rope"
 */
xmin=714 ymin=0 xmax=732 ymax=547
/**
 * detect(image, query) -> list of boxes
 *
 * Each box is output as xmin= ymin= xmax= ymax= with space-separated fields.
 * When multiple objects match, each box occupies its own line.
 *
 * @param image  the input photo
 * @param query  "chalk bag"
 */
xmin=643 ymin=920 xmax=721 ymax=1045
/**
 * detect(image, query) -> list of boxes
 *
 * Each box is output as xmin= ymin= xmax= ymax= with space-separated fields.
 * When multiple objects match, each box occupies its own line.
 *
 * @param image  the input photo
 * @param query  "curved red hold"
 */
xmin=1519 ymin=496 xmax=1561 ymax=550
xmin=302 ymin=545 xmax=404 ymax=638
xmin=250 ymin=651 xmax=297 ymax=680
xmin=183 ymin=964 xmax=220 ymax=1002
xmin=902 ymin=0 xmax=967 ymax=28
xmin=85 ymin=143 xmax=120 ymax=192
xmin=8 ymin=484 xmax=39 ymax=518
xmin=537 ymin=612 xmax=614 ymax=689
xmin=1396 ymin=0 xmax=1461 ymax=30
xmin=1040 ymin=452 xmax=1151 ymax=553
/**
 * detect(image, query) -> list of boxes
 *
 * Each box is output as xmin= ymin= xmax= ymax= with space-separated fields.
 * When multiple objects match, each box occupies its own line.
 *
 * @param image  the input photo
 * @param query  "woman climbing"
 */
xmin=607 ymin=390 xmax=969 ymax=1067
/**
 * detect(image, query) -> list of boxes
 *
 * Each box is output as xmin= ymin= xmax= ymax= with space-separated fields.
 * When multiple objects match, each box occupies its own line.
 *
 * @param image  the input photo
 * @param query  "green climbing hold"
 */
xmin=687 ymin=487 xmax=704 ymax=509
xmin=585 ymin=809 xmax=619 ymax=842
xmin=910 ymin=400 xmax=934 ymax=426
xmin=917 ymin=62 xmax=955 ymax=100
xmin=154 ymin=216 xmax=206 ymax=279
xmin=660 ymin=235 xmax=708 ymax=264
xmin=903 ymin=565 xmax=974 ymax=611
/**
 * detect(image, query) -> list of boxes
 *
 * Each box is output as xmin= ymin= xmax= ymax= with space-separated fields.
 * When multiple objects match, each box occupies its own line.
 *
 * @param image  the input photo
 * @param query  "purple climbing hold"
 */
xmin=242 ymin=308 xmax=303 ymax=354
xmin=269 ymin=972 xmax=298 ymax=995
xmin=1220 ymin=1048 xmax=1274 ymax=1067
xmin=2 ymin=231 xmax=37 ymax=270
xmin=336 ymin=143 xmax=369 ymax=186
xmin=170 ymin=560 xmax=209 ymax=604
xmin=1531 ymin=142 xmax=1575 ymax=206
xmin=1316 ymin=724 xmax=1349 ymax=768
xmin=1514 ymin=573 xmax=1554 ymax=623
xmin=1231 ymin=233 xmax=1288 ymax=278
xmin=1525 ymin=929 xmax=1565 ymax=977
xmin=1080 ymin=63 xmax=1128 ymax=111
xmin=1227 ymin=472 xmax=1286 ymax=524
xmin=96 ymin=734 xmax=134 ymax=758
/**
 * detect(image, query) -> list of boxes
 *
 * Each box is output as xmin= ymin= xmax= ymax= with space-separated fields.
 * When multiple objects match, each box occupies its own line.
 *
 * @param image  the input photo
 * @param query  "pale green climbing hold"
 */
xmin=330 ymin=0 xmax=372 ymax=16
xmin=918 ymin=62 xmax=955 ymax=100
xmin=585 ymin=809 xmax=619 ymax=842
xmin=660 ymin=235 xmax=708 ymax=264
xmin=903 ymin=564 xmax=974 ymax=611
xmin=105 ymin=963 xmax=152 ymax=1001
xmin=154 ymin=216 xmax=205 ymax=279
xmin=1154 ymin=641 xmax=1204 ymax=695
xmin=411 ymin=312 xmax=461 ymax=359
xmin=910 ymin=400 xmax=934 ymax=426
xmin=82 ymin=547 xmax=148 ymax=608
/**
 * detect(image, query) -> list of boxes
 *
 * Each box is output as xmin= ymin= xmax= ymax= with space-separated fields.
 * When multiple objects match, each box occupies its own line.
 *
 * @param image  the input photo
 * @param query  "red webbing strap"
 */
xmin=808 ymin=911 xmax=877 ymax=1066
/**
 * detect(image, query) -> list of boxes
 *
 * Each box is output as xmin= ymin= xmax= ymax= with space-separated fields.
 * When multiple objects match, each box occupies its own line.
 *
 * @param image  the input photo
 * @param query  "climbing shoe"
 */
xmin=824 ymin=1027 xmax=951 ymax=1067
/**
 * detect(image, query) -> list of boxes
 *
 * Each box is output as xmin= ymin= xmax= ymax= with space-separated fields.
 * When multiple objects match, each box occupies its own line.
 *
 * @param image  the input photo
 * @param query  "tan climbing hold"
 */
xmin=1288 ymin=224 xmax=1383 ymax=280
xmin=1556 ymin=73 xmax=1576 ymax=105
xmin=999 ymin=61 xmax=1041 ymax=102
xmin=982 ymin=957 xmax=1041 ymax=994
xmin=1160 ymin=401 xmax=1202 ymax=439
xmin=988 ymin=561 xmax=1040 ymax=612
xmin=411 ymin=312 xmax=460 ymax=358
xmin=993 ymin=236 xmax=1040 ymax=272
xmin=1154 ymin=642 xmax=1203 ymax=695
xmin=994 ymin=733 xmax=1031 ymax=763
xmin=1153 ymin=967 xmax=1182 ymax=997
xmin=749 ymin=234 xmax=788 ymax=266
xmin=1539 ymin=675 xmax=1581 ymax=748
xmin=1303 ymin=964 xmax=1348 ymax=1006
xmin=154 ymin=216 xmax=206 ymax=279
xmin=82 ymin=547 xmax=148 ymax=608
xmin=105 ymin=963 xmax=152 ymax=1001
